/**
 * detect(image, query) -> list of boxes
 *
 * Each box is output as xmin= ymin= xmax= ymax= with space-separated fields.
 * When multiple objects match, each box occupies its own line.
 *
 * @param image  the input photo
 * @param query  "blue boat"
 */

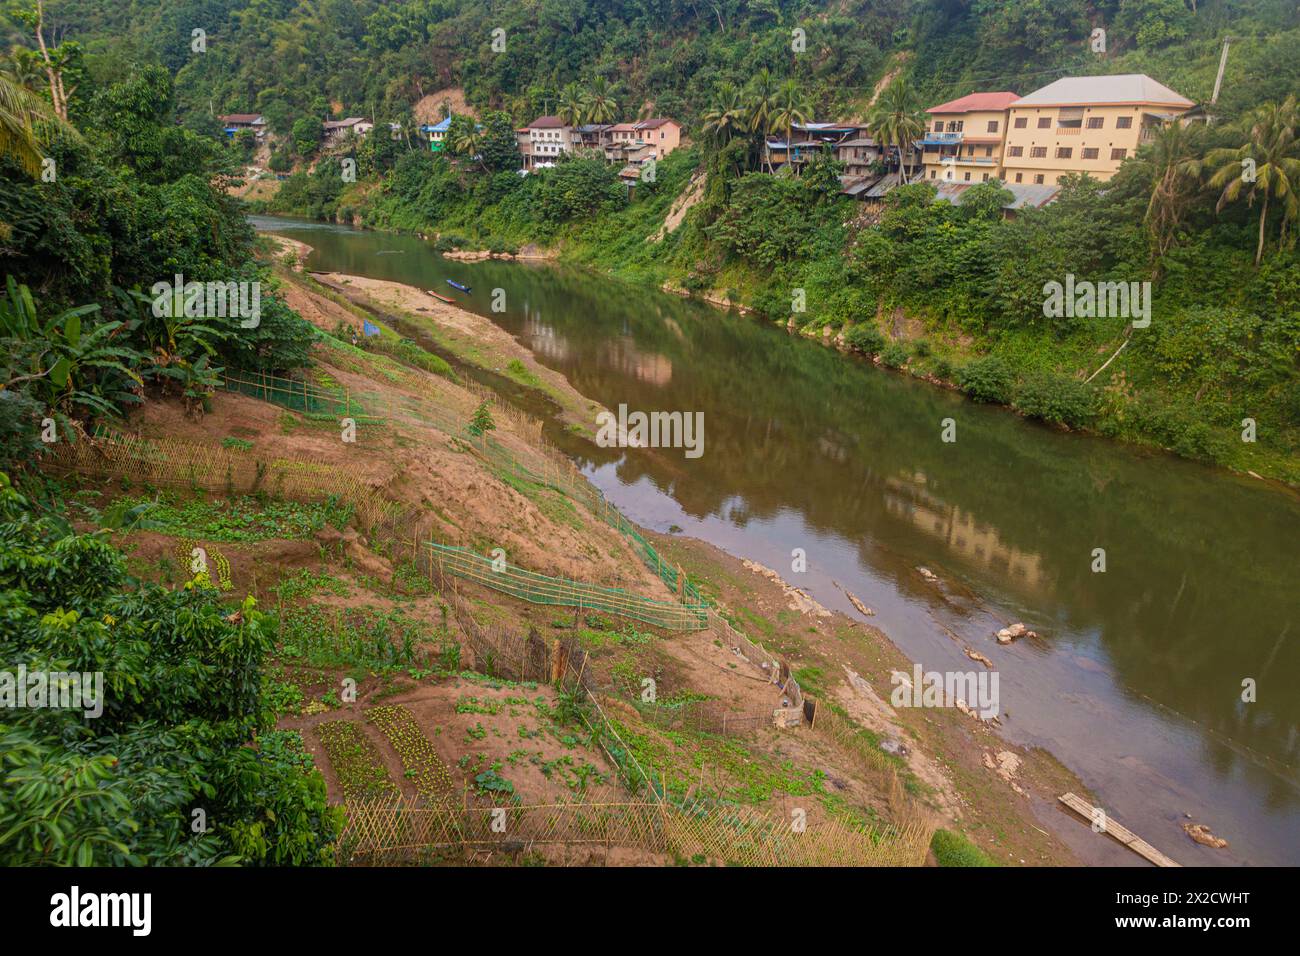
xmin=446 ymin=279 xmax=471 ymax=293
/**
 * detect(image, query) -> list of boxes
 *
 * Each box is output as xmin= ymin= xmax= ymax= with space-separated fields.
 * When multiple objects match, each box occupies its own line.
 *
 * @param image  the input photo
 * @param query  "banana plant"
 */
xmin=113 ymin=285 xmax=228 ymax=374
xmin=152 ymin=353 xmax=224 ymax=419
xmin=1 ymin=275 xmax=144 ymax=418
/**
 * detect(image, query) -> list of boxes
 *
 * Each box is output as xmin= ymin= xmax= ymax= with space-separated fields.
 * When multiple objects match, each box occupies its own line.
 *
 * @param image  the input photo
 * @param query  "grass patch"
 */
xmin=930 ymin=828 xmax=998 ymax=867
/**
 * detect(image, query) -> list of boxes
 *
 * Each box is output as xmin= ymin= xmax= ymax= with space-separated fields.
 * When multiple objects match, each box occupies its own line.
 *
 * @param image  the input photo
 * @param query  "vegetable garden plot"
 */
xmin=366 ymin=705 xmax=454 ymax=799
xmin=316 ymin=719 xmax=400 ymax=802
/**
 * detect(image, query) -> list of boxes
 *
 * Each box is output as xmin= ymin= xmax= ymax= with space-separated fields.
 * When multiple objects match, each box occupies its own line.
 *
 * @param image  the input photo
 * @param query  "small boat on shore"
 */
xmin=446 ymin=279 xmax=471 ymax=293
xmin=426 ymin=289 xmax=456 ymax=303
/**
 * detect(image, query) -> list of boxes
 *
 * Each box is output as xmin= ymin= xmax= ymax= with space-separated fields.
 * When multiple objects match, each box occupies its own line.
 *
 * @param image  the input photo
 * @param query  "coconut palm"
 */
xmin=451 ymin=123 xmax=486 ymax=172
xmin=1 ymin=48 xmax=43 ymax=91
xmin=556 ymin=82 xmax=589 ymax=128
xmin=1138 ymin=122 xmax=1205 ymax=267
xmin=866 ymin=78 xmax=925 ymax=185
xmin=1191 ymin=95 xmax=1300 ymax=265
xmin=585 ymin=77 xmax=618 ymax=125
xmin=772 ymin=79 xmax=812 ymax=175
xmin=746 ymin=68 xmax=779 ymax=172
xmin=700 ymin=81 xmax=747 ymax=149
xmin=0 ymin=71 xmax=55 ymax=176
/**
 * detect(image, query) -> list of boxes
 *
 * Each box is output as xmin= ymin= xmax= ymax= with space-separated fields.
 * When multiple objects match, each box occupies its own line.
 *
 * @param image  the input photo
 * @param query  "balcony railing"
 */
xmin=1056 ymin=126 xmax=1083 ymax=135
xmin=921 ymin=131 xmax=964 ymax=145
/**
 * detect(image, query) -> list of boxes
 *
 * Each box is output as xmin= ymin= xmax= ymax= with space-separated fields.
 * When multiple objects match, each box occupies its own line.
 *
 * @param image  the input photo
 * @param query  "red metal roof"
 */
xmin=927 ymin=92 xmax=1020 ymax=114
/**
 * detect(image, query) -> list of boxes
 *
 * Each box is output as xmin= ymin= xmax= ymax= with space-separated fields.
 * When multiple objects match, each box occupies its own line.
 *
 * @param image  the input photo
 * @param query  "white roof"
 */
xmin=1012 ymin=74 xmax=1194 ymax=108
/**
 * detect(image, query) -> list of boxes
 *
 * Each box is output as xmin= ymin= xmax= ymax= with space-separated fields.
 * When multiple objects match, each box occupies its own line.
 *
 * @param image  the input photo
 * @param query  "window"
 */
xmin=1007 ymin=145 xmax=1024 ymax=157
xmin=1030 ymin=146 xmax=1047 ymax=158
xmin=987 ymin=120 xmax=999 ymax=133
xmin=1014 ymin=117 xmax=1027 ymax=128
xmin=934 ymin=121 xmax=944 ymax=132
xmin=1082 ymin=147 xmax=1099 ymax=159
xmin=1116 ymin=116 xmax=1133 ymax=129
xmin=1037 ymin=117 xmax=1051 ymax=129
xmin=963 ymin=171 xmax=971 ymax=181
xmin=1034 ymin=174 xmax=1045 ymax=184
xmin=982 ymin=173 xmax=990 ymax=182
xmin=1111 ymin=147 xmax=1127 ymax=160
xmin=1086 ymin=117 xmax=1104 ymax=129
xmin=1014 ymin=172 xmax=1023 ymax=183
xmin=984 ymin=146 xmax=993 ymax=156
xmin=1056 ymin=146 xmax=1072 ymax=159
xmin=952 ymin=120 xmax=964 ymax=132
xmin=930 ymin=169 xmax=936 ymax=179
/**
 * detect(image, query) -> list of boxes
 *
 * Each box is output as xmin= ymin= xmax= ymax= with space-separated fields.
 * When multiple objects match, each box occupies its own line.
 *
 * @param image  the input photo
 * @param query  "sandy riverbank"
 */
xmin=302 ymin=270 xmax=608 ymax=434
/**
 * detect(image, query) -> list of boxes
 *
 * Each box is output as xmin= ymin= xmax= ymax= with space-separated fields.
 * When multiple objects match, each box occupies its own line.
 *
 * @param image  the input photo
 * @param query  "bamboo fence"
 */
xmin=803 ymin=699 xmax=899 ymax=775
xmin=43 ymin=425 xmax=404 ymax=534
xmin=339 ymin=775 xmax=933 ymax=867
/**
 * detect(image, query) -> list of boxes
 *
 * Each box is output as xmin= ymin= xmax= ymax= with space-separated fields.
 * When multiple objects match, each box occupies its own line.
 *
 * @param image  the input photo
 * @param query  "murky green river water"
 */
xmin=255 ymin=216 xmax=1299 ymax=865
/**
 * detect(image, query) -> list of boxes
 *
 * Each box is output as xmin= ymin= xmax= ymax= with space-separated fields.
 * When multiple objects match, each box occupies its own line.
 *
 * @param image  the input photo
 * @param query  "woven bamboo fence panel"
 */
xmin=339 ymin=783 xmax=933 ymax=867
xmin=42 ymin=426 xmax=403 ymax=533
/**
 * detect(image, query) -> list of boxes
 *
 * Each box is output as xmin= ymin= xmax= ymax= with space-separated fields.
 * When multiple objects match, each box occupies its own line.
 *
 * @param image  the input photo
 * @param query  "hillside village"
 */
xmin=224 ymin=70 xmax=1200 ymax=215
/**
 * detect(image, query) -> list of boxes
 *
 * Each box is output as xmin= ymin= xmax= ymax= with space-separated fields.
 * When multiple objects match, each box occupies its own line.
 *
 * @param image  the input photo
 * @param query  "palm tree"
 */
xmin=745 ymin=68 xmax=779 ymax=172
xmin=1193 ymin=95 xmax=1300 ymax=265
xmin=1 ymin=48 xmax=43 ymax=91
xmin=700 ymin=81 xmax=747 ymax=149
xmin=0 ymin=72 xmax=55 ymax=176
xmin=451 ymin=124 xmax=486 ymax=171
xmin=866 ymin=78 xmax=925 ymax=185
xmin=585 ymin=77 xmax=618 ymax=125
xmin=556 ymin=82 xmax=589 ymax=128
xmin=1138 ymin=122 xmax=1204 ymax=269
xmin=772 ymin=79 xmax=811 ymax=175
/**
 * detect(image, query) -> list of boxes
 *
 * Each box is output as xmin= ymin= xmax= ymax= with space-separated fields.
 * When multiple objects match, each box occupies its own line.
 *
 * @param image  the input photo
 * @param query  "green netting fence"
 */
xmin=220 ymin=368 xmax=704 ymax=606
xmin=220 ymin=370 xmax=380 ymax=421
xmin=427 ymin=542 xmax=709 ymax=632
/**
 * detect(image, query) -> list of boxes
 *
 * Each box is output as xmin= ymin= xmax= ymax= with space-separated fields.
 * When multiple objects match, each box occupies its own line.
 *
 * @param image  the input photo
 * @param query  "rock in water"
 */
xmin=1183 ymin=823 xmax=1228 ymax=849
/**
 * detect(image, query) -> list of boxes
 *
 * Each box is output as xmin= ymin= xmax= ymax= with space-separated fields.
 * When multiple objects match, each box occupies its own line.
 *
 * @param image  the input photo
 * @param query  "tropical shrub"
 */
xmin=0 ymin=474 xmax=342 ymax=865
xmin=1014 ymin=371 xmax=1098 ymax=428
xmin=957 ymin=355 xmax=1015 ymax=403
xmin=843 ymin=323 xmax=885 ymax=355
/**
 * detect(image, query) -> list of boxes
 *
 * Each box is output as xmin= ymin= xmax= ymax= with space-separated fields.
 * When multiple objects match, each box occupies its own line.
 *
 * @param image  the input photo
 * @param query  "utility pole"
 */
xmin=1211 ymin=37 xmax=1231 ymax=108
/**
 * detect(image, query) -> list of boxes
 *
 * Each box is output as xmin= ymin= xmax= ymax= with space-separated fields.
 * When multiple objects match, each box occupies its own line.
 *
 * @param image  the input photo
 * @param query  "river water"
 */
xmin=255 ymin=216 xmax=1299 ymax=866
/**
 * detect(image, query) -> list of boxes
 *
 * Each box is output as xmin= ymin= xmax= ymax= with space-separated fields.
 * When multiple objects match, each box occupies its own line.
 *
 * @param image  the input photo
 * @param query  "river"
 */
xmin=254 ymin=216 xmax=1300 ymax=866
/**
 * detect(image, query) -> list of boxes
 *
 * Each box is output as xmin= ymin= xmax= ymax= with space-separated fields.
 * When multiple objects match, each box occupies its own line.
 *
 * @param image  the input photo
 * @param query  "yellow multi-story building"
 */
xmin=1001 ymin=74 xmax=1194 ymax=185
xmin=920 ymin=92 xmax=1020 ymax=185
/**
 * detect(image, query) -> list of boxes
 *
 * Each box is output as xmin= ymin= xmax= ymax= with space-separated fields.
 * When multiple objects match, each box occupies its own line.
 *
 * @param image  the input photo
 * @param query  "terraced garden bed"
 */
xmin=366 ymin=704 xmax=454 ymax=799
xmin=317 ymin=719 xmax=400 ymax=801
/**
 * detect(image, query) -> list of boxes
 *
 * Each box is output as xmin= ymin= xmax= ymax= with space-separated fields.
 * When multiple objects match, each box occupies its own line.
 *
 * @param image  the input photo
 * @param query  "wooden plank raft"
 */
xmin=1058 ymin=793 xmax=1181 ymax=867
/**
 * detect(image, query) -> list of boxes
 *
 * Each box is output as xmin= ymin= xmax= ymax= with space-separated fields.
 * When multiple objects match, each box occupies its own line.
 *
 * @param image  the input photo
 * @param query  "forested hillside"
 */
xmin=4 ymin=1 xmax=1297 ymax=130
